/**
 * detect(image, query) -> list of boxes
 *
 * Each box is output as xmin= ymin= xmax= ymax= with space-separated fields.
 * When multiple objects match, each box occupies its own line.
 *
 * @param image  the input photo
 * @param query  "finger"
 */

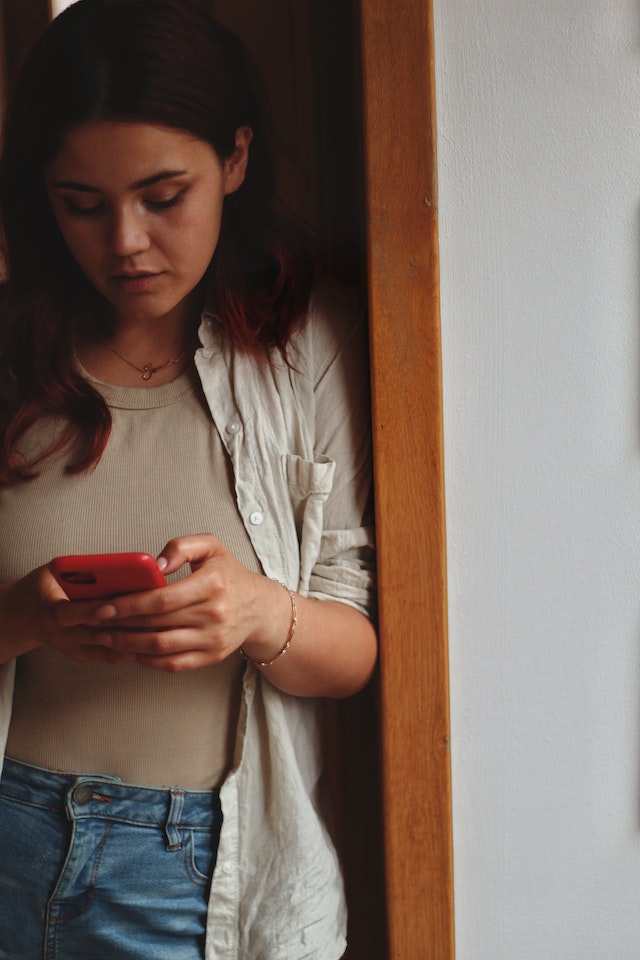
xmin=92 ymin=573 xmax=223 ymax=622
xmin=54 ymin=598 xmax=111 ymax=628
xmin=92 ymin=627 xmax=217 ymax=658
xmin=135 ymin=649 xmax=220 ymax=673
xmin=92 ymin=584 xmax=182 ymax=621
xmin=90 ymin=609 xmax=201 ymax=631
xmin=157 ymin=534 xmax=226 ymax=575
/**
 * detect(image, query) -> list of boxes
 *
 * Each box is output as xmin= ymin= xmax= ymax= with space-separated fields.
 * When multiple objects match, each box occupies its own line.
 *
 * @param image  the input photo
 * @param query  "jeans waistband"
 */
xmin=1 ymin=756 xmax=220 ymax=847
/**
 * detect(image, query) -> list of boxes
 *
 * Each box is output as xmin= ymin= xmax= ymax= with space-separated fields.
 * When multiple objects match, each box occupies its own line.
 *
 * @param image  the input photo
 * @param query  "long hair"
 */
xmin=0 ymin=0 xmax=314 ymax=484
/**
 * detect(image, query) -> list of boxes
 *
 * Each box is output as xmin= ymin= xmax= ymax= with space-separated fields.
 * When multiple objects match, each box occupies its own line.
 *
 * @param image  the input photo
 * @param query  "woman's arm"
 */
xmin=238 ymin=577 xmax=377 ymax=698
xmin=68 ymin=534 xmax=376 ymax=699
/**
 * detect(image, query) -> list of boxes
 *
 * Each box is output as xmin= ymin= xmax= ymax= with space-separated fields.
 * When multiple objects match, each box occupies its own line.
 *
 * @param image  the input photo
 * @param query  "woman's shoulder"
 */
xmin=291 ymin=278 xmax=367 ymax=376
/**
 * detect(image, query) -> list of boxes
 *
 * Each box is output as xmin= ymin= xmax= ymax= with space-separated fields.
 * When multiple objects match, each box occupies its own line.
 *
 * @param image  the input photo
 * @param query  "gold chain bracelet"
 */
xmin=240 ymin=580 xmax=298 ymax=667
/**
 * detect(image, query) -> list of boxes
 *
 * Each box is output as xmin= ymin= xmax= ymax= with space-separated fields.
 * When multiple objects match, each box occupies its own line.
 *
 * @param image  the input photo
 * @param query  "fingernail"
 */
xmin=94 ymin=632 xmax=113 ymax=647
xmin=156 ymin=556 xmax=168 ymax=571
xmin=95 ymin=604 xmax=118 ymax=620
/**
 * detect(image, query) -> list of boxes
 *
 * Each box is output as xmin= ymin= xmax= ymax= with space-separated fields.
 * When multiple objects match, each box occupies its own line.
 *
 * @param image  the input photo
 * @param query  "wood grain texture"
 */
xmin=359 ymin=0 xmax=455 ymax=956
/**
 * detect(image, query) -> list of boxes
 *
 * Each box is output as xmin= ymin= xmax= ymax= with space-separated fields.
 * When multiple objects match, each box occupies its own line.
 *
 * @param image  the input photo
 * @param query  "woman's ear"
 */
xmin=223 ymin=126 xmax=253 ymax=195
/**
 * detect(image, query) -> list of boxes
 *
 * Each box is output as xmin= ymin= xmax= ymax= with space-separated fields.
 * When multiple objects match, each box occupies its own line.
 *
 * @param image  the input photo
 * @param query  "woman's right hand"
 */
xmin=0 ymin=565 xmax=133 ymax=666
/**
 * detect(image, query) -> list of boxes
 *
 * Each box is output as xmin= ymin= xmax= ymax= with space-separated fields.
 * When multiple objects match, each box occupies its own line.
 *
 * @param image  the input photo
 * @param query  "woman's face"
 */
xmin=45 ymin=120 xmax=250 ymax=330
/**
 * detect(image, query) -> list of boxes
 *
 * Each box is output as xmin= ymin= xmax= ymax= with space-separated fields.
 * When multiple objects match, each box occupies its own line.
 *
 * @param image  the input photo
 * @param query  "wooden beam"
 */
xmin=360 ymin=0 xmax=455 ymax=956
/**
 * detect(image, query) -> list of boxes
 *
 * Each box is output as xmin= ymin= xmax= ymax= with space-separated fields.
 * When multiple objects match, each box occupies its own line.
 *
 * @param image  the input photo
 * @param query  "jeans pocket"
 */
xmin=183 ymin=828 xmax=218 ymax=886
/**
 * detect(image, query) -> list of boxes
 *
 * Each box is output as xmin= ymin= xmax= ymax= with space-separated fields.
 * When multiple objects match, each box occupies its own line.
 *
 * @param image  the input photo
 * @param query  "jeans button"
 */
xmin=73 ymin=785 xmax=94 ymax=805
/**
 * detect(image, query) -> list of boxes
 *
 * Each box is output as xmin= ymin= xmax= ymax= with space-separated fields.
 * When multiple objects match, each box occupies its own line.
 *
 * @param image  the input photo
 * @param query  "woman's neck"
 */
xmin=76 ymin=302 xmax=201 ymax=387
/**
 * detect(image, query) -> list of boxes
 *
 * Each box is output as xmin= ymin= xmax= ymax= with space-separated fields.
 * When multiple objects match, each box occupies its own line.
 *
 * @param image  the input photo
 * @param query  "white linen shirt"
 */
xmin=0 ymin=281 xmax=375 ymax=960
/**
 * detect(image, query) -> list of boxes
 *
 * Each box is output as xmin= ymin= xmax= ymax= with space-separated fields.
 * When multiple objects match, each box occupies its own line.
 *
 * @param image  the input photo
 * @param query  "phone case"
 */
xmin=50 ymin=552 xmax=167 ymax=600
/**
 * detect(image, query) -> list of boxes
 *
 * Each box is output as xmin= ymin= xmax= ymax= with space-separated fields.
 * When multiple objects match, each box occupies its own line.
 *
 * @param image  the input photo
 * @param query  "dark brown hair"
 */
xmin=0 ymin=0 xmax=313 ymax=484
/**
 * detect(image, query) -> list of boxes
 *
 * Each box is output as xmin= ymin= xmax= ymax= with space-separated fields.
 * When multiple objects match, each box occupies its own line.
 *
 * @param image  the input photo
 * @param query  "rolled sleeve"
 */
xmin=303 ymin=282 xmax=377 ymax=620
xmin=307 ymin=523 xmax=376 ymax=616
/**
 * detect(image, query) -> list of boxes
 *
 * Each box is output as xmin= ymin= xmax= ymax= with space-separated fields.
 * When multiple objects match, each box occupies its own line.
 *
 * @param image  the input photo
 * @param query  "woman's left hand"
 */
xmin=73 ymin=535 xmax=290 ymax=672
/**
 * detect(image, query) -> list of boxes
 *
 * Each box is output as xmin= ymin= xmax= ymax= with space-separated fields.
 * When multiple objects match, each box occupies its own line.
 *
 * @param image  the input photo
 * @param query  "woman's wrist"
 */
xmin=240 ymin=578 xmax=297 ymax=666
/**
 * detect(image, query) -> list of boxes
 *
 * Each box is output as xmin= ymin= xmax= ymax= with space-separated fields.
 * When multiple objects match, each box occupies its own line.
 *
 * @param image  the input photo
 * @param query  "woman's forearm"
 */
xmin=82 ymin=536 xmax=377 ymax=688
xmin=239 ymin=580 xmax=377 ymax=699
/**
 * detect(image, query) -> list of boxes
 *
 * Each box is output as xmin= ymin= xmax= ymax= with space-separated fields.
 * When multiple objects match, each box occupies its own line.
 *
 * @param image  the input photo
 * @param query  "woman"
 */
xmin=0 ymin=1 xmax=376 ymax=958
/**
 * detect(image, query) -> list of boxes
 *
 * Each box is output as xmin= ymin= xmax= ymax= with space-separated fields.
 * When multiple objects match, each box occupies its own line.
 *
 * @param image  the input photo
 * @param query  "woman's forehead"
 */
xmin=46 ymin=121 xmax=221 ymax=188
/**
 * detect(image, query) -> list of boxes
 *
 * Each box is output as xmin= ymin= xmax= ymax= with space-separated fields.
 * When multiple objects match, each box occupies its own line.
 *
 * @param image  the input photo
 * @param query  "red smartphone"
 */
xmin=50 ymin=552 xmax=167 ymax=601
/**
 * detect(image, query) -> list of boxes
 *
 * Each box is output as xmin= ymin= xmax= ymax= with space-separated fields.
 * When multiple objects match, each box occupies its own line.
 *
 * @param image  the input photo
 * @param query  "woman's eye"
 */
xmin=146 ymin=191 xmax=186 ymax=211
xmin=64 ymin=201 xmax=105 ymax=218
xmin=57 ymin=189 xmax=186 ymax=217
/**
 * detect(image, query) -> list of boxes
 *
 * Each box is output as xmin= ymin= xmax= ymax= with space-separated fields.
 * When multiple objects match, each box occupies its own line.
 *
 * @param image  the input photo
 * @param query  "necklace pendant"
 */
xmin=95 ymin=328 xmax=190 ymax=381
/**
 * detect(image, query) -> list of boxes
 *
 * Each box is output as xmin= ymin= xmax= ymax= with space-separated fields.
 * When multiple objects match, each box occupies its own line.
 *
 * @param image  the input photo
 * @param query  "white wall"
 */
xmin=434 ymin=2 xmax=640 ymax=958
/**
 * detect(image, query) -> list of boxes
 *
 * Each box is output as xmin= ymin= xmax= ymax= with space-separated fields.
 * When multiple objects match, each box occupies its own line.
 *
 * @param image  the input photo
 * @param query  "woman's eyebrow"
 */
xmin=50 ymin=170 xmax=190 ymax=192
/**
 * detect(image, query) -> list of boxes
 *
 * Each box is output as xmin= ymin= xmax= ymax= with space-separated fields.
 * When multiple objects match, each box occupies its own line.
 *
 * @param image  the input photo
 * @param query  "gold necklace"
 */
xmin=96 ymin=332 xmax=191 ymax=381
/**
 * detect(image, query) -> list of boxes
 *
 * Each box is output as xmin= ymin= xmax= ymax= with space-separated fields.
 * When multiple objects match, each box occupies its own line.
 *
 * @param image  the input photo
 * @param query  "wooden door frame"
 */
xmin=360 ymin=1 xmax=455 ymax=956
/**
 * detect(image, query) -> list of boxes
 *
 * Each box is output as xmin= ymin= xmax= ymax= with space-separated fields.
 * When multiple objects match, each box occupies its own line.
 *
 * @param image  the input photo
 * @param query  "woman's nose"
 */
xmin=108 ymin=206 xmax=151 ymax=257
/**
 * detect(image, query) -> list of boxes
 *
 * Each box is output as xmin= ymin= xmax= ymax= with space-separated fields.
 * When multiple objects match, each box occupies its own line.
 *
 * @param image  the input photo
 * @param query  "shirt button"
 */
xmin=73 ymin=785 xmax=94 ymax=805
xmin=222 ymin=861 xmax=233 ymax=874
xmin=249 ymin=511 xmax=264 ymax=525
xmin=201 ymin=347 xmax=213 ymax=359
xmin=226 ymin=420 xmax=241 ymax=434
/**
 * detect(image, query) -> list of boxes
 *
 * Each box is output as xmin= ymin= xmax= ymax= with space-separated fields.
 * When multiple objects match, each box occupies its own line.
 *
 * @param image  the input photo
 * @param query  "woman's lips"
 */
xmin=112 ymin=272 xmax=161 ymax=292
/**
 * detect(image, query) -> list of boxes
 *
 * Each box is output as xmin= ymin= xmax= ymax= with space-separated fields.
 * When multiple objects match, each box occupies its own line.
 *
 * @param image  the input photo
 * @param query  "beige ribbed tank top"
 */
xmin=2 ymin=365 xmax=262 ymax=788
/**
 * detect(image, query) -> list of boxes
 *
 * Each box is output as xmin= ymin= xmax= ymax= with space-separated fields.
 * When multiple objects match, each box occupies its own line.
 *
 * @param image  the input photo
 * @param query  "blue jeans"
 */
xmin=0 ymin=757 xmax=222 ymax=960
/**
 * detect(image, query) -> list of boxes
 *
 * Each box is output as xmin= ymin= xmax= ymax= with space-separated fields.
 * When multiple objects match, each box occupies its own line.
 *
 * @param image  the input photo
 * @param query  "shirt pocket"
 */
xmin=284 ymin=453 xmax=336 ymax=594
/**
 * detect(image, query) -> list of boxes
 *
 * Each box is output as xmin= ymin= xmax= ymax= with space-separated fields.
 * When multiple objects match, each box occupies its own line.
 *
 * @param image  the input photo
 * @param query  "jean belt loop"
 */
xmin=165 ymin=789 xmax=185 ymax=851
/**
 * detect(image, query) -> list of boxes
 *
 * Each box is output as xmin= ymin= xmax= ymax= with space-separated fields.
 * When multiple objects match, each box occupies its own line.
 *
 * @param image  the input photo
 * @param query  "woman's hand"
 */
xmin=85 ymin=535 xmax=289 ymax=673
xmin=86 ymin=533 xmax=378 ymax=698
xmin=0 ymin=535 xmax=377 ymax=697
xmin=0 ymin=565 xmax=135 ymax=666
